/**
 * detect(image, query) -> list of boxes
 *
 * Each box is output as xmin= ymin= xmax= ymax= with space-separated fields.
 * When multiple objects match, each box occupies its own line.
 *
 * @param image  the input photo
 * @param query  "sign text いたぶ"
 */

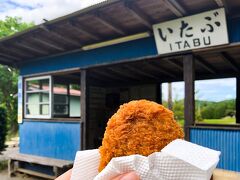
xmin=153 ymin=8 xmax=229 ymax=54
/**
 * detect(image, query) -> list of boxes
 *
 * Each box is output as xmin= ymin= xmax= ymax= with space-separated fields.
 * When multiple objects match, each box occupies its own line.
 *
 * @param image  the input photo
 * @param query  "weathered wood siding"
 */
xmin=87 ymin=84 xmax=158 ymax=148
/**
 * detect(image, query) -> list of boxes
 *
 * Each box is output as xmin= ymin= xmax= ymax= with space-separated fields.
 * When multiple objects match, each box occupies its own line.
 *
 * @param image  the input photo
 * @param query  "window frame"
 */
xmin=53 ymin=82 xmax=69 ymax=118
xmin=52 ymin=81 xmax=81 ymax=118
xmin=24 ymin=76 xmax=52 ymax=119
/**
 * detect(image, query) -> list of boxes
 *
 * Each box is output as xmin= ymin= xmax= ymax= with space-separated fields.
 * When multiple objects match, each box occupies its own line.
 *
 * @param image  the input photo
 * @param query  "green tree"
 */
xmin=0 ymin=107 xmax=7 ymax=151
xmin=0 ymin=17 xmax=34 ymax=37
xmin=0 ymin=17 xmax=33 ymax=136
xmin=201 ymin=105 xmax=215 ymax=119
xmin=0 ymin=67 xmax=18 ymax=133
xmin=173 ymin=99 xmax=184 ymax=120
xmin=200 ymin=99 xmax=235 ymax=119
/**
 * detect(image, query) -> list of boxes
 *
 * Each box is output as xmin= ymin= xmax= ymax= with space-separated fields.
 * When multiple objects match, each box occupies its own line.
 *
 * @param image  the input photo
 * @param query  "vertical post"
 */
xmin=51 ymin=77 xmax=54 ymax=118
xmin=156 ymin=83 xmax=162 ymax=104
xmin=236 ymin=76 xmax=240 ymax=124
xmin=183 ymin=54 xmax=195 ymax=141
xmin=81 ymin=69 xmax=89 ymax=150
xmin=168 ymin=82 xmax=173 ymax=110
xmin=67 ymin=82 xmax=70 ymax=117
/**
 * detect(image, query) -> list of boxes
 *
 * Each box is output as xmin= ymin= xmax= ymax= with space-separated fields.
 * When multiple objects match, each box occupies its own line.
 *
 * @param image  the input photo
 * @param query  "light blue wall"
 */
xmin=190 ymin=128 xmax=240 ymax=172
xmin=19 ymin=121 xmax=80 ymax=161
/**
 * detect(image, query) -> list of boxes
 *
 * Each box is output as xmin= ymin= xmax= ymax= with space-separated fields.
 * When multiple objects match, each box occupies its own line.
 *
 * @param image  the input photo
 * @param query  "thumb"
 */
xmin=112 ymin=172 xmax=140 ymax=180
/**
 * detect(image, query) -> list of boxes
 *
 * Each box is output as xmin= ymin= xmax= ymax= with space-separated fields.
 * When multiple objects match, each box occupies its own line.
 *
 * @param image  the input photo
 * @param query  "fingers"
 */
xmin=55 ymin=169 xmax=139 ymax=180
xmin=55 ymin=169 xmax=72 ymax=180
xmin=112 ymin=172 xmax=140 ymax=180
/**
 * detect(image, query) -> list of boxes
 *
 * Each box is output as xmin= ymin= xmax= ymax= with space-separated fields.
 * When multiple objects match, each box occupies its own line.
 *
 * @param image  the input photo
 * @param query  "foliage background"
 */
xmin=0 ymin=107 xmax=7 ymax=151
xmin=0 ymin=17 xmax=33 ymax=139
xmin=163 ymin=99 xmax=236 ymax=123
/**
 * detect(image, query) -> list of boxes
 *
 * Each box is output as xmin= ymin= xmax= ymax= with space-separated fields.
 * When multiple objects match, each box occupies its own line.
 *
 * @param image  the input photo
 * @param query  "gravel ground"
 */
xmin=0 ymin=149 xmax=43 ymax=180
xmin=0 ymin=138 xmax=43 ymax=179
xmin=0 ymin=169 xmax=42 ymax=180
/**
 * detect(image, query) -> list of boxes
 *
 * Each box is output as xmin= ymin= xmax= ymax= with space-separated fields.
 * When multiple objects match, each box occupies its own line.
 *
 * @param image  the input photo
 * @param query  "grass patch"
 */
xmin=197 ymin=117 xmax=235 ymax=124
xmin=0 ymin=160 xmax=7 ymax=172
xmin=6 ymin=131 xmax=19 ymax=141
xmin=176 ymin=117 xmax=236 ymax=127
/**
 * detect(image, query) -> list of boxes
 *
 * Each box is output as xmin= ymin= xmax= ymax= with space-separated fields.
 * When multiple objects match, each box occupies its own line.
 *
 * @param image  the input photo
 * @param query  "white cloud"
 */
xmin=0 ymin=0 xmax=106 ymax=24
xmin=195 ymin=78 xmax=236 ymax=87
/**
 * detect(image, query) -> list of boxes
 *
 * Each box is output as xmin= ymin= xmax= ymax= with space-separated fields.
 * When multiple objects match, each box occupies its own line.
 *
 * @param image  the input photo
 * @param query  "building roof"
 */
xmin=0 ymin=0 xmax=240 ymax=67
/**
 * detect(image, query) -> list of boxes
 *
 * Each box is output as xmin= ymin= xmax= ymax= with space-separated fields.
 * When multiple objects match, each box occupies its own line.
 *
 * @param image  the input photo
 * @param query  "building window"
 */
xmin=69 ymin=84 xmax=81 ymax=117
xmin=24 ymin=72 xmax=81 ymax=120
xmin=52 ymin=82 xmax=81 ymax=118
xmin=25 ymin=76 xmax=51 ymax=119
xmin=53 ymin=83 xmax=69 ymax=117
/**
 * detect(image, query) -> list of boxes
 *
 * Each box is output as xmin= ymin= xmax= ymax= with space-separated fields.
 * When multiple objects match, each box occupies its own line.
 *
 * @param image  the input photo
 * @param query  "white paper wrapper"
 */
xmin=71 ymin=149 xmax=100 ymax=180
xmin=71 ymin=139 xmax=220 ymax=180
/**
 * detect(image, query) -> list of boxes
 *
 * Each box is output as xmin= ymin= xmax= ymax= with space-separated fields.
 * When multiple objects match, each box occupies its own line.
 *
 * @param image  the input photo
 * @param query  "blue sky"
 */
xmin=0 ymin=0 xmax=105 ymax=24
xmin=162 ymin=78 xmax=236 ymax=102
xmin=0 ymin=0 xmax=39 ymax=12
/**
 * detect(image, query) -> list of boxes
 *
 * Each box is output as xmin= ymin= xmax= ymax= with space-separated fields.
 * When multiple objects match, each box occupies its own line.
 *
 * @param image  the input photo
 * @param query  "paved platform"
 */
xmin=0 ymin=169 xmax=41 ymax=180
xmin=213 ymin=169 xmax=240 ymax=180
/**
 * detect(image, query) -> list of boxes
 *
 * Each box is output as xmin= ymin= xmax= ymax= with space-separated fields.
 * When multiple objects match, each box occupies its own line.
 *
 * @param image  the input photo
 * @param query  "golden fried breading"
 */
xmin=98 ymin=99 xmax=184 ymax=172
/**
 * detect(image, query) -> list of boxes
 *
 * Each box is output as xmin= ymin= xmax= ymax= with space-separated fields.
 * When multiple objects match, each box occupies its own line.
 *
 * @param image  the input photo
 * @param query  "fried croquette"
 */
xmin=98 ymin=99 xmax=184 ymax=172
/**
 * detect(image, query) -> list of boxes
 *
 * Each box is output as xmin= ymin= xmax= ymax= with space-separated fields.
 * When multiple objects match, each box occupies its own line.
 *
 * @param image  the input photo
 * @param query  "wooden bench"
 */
xmin=8 ymin=152 xmax=73 ymax=179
